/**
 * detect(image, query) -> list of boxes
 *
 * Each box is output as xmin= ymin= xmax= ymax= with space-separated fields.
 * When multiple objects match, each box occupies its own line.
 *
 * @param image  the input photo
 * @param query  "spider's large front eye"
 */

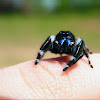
xmin=66 ymin=39 xmax=71 ymax=46
xmin=59 ymin=39 xmax=65 ymax=45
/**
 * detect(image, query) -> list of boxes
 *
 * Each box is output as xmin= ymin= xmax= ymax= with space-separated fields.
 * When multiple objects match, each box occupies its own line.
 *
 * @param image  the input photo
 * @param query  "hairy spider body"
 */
xmin=35 ymin=31 xmax=93 ymax=71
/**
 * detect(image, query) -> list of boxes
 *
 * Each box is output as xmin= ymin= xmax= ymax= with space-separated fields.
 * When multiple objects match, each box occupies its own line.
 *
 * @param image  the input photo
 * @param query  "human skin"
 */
xmin=0 ymin=53 xmax=100 ymax=99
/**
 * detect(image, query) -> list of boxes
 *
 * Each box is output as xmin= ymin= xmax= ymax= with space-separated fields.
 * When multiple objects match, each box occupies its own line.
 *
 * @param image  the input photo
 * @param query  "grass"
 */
xmin=0 ymin=13 xmax=100 ymax=68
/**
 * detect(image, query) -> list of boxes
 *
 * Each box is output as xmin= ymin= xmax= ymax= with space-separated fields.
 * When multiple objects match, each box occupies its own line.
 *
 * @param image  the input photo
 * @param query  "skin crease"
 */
xmin=0 ymin=54 xmax=100 ymax=99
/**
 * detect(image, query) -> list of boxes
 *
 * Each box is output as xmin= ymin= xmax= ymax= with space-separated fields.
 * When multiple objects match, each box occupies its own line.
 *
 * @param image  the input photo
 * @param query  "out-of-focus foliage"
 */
xmin=0 ymin=0 xmax=100 ymax=13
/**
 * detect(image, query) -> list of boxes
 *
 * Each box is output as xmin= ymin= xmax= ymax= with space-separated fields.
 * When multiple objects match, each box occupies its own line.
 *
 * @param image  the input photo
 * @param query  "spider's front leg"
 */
xmin=35 ymin=35 xmax=55 ymax=65
xmin=63 ymin=38 xmax=84 ymax=71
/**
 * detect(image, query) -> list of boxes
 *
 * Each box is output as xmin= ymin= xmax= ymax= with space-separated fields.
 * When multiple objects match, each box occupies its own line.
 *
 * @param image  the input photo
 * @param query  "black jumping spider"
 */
xmin=35 ymin=31 xmax=93 ymax=71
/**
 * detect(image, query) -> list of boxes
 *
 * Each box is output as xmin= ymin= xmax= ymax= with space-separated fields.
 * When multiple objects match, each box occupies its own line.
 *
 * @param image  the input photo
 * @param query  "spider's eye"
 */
xmin=59 ymin=39 xmax=65 ymax=45
xmin=66 ymin=39 xmax=71 ymax=46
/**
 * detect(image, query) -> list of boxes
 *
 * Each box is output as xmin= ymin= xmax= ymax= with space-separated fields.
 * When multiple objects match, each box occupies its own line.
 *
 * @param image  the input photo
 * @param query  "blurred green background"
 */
xmin=0 ymin=0 xmax=100 ymax=68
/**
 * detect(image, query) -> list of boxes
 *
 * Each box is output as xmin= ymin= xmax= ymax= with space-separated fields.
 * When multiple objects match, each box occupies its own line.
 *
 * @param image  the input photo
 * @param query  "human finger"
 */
xmin=0 ymin=53 xmax=100 ymax=99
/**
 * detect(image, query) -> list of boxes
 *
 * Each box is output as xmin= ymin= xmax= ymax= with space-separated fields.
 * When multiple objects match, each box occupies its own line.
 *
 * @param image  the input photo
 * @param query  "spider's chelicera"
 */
xmin=35 ymin=31 xmax=93 ymax=71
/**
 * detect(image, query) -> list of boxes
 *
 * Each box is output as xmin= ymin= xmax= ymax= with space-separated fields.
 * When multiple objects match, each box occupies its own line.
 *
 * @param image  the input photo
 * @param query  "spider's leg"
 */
xmin=85 ymin=45 xmax=92 ymax=54
xmin=35 ymin=35 xmax=55 ymax=65
xmin=83 ymin=46 xmax=93 ymax=68
xmin=63 ymin=38 xmax=84 ymax=71
xmin=63 ymin=53 xmax=84 ymax=71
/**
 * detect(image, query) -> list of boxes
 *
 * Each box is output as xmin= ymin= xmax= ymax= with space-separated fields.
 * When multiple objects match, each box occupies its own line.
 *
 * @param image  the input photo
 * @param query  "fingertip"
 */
xmin=1 ymin=53 xmax=100 ymax=99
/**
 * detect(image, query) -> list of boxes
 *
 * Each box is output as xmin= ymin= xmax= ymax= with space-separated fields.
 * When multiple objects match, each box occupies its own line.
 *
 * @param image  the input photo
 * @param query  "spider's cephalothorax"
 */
xmin=35 ymin=31 xmax=93 ymax=71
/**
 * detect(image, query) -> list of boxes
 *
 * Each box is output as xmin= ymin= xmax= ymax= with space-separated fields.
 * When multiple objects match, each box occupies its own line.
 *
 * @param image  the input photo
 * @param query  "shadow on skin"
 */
xmin=38 ymin=55 xmax=80 ymax=75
